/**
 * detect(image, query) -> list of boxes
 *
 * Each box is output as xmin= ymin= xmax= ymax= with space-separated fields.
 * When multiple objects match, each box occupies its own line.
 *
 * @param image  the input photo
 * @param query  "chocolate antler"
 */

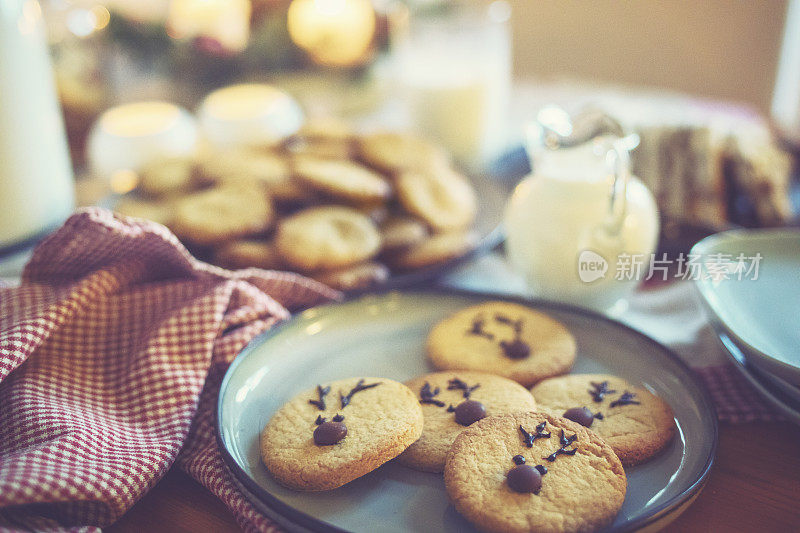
xmin=494 ymin=314 xmax=523 ymax=334
xmin=447 ymin=378 xmax=481 ymax=398
xmin=495 ymin=314 xmax=529 ymax=359
xmin=468 ymin=316 xmax=494 ymax=340
xmin=340 ymin=379 xmax=381 ymax=409
xmin=309 ymin=385 xmax=331 ymax=410
xmin=609 ymin=391 xmax=640 ymax=408
xmin=588 ymin=381 xmax=616 ymax=403
xmin=543 ymin=429 xmax=578 ymax=462
xmin=519 ymin=422 xmax=551 ymax=447
xmin=419 ymin=382 xmax=446 ymax=407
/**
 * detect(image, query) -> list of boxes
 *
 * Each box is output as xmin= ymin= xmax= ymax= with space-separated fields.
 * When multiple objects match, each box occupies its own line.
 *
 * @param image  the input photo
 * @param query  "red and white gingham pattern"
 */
xmin=0 ymin=208 xmax=337 ymax=532
xmin=694 ymin=365 xmax=785 ymax=423
xmin=0 ymin=208 xmax=786 ymax=532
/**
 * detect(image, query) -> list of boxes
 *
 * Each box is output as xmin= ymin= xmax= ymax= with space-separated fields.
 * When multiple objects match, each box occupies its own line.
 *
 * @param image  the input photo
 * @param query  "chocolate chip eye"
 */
xmin=512 ymin=454 xmax=526 ymax=465
xmin=454 ymin=400 xmax=487 ymax=426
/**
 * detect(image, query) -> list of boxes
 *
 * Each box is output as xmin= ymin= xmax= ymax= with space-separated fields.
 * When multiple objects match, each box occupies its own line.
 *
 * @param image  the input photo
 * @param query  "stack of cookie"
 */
xmin=260 ymin=300 xmax=678 ymax=532
xmin=114 ymin=123 xmax=480 ymax=291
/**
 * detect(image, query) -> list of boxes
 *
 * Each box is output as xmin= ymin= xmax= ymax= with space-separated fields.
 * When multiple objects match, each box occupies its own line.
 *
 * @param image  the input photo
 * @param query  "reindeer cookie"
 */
xmin=444 ymin=412 xmax=626 ymax=533
xmin=427 ymin=302 xmax=576 ymax=387
xmin=260 ymin=377 xmax=423 ymax=491
xmin=531 ymin=373 xmax=676 ymax=466
xmin=398 ymin=371 xmax=537 ymax=473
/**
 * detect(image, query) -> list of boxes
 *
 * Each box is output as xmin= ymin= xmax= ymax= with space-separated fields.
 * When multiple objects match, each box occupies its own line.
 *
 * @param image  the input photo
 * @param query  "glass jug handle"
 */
xmin=600 ymin=136 xmax=634 ymax=239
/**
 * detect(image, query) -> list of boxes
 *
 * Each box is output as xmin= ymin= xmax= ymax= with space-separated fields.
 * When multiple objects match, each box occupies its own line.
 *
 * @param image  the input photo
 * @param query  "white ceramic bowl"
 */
xmin=692 ymin=228 xmax=800 ymax=385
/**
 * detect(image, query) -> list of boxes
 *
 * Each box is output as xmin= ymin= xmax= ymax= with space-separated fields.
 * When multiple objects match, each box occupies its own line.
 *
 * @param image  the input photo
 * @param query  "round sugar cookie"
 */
xmin=531 ymin=373 xmax=676 ymax=466
xmin=387 ymin=230 xmax=479 ymax=271
xmin=379 ymin=216 xmax=428 ymax=253
xmin=198 ymin=148 xmax=291 ymax=188
xmin=171 ymin=185 xmax=273 ymax=246
xmin=357 ymin=132 xmax=449 ymax=174
xmin=398 ymin=371 xmax=537 ymax=472
xmin=138 ymin=156 xmax=195 ymax=198
xmin=261 ymin=377 xmax=423 ymax=491
xmin=312 ymin=261 xmax=390 ymax=291
xmin=213 ymin=240 xmax=283 ymax=270
xmin=444 ymin=412 xmax=626 ymax=533
xmin=293 ymin=155 xmax=392 ymax=204
xmin=427 ymin=301 xmax=577 ymax=387
xmin=114 ymin=197 xmax=174 ymax=227
xmin=275 ymin=206 xmax=381 ymax=271
xmin=396 ymin=169 xmax=477 ymax=231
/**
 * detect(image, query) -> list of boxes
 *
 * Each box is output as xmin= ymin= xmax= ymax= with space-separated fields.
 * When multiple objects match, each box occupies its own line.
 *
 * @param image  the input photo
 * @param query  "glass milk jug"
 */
xmin=504 ymin=107 xmax=659 ymax=313
xmin=0 ymin=0 xmax=74 ymax=249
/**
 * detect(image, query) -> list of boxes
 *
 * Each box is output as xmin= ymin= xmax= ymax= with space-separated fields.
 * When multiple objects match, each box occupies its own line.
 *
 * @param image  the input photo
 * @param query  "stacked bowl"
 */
xmin=692 ymin=229 xmax=800 ymax=423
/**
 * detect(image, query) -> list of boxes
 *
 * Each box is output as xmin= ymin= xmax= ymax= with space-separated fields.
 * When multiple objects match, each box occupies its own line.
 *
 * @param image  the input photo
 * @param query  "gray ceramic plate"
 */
xmin=217 ymin=290 xmax=717 ymax=532
xmin=692 ymin=229 xmax=800 ymax=385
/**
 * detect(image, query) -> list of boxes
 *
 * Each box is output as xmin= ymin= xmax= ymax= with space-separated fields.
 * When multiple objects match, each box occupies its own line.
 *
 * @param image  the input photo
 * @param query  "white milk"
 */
xmin=0 ymin=0 xmax=75 ymax=248
xmin=505 ymin=144 xmax=660 ymax=312
xmin=395 ymin=4 xmax=511 ymax=166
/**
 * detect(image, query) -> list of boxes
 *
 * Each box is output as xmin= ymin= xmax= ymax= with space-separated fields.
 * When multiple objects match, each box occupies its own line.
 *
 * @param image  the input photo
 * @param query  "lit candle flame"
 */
xmin=287 ymin=0 xmax=376 ymax=67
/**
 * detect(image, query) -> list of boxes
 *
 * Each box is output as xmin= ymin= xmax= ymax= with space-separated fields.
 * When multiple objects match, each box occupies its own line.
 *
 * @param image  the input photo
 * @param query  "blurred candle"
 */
xmin=87 ymin=102 xmax=198 ymax=190
xmin=168 ymin=0 xmax=251 ymax=52
xmin=198 ymin=84 xmax=304 ymax=149
xmin=287 ymin=0 xmax=376 ymax=67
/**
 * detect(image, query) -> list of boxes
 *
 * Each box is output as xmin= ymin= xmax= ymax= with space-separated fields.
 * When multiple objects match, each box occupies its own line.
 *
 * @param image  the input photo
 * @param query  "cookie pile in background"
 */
xmin=114 ymin=123 xmax=479 ymax=290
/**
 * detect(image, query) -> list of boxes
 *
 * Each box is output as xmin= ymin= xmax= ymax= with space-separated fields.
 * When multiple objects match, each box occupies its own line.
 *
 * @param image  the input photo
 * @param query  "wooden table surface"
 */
xmin=109 ymin=422 xmax=800 ymax=533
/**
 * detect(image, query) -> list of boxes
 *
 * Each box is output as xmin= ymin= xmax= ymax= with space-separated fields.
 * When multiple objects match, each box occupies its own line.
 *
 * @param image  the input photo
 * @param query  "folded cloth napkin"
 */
xmin=0 ymin=208 xmax=338 ymax=532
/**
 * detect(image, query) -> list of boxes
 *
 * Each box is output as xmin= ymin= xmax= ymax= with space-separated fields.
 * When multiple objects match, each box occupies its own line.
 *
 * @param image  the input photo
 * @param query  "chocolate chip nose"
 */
xmin=506 ymin=464 xmax=543 ymax=494
xmin=313 ymin=421 xmax=347 ymax=445
xmin=500 ymin=339 xmax=530 ymax=359
xmin=563 ymin=406 xmax=595 ymax=428
xmin=454 ymin=399 xmax=487 ymax=426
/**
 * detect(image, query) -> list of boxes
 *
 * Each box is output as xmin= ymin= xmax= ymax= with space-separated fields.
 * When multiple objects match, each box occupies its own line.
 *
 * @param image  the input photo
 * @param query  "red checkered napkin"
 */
xmin=0 ymin=208 xmax=337 ymax=532
xmin=694 ymin=365 xmax=785 ymax=423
